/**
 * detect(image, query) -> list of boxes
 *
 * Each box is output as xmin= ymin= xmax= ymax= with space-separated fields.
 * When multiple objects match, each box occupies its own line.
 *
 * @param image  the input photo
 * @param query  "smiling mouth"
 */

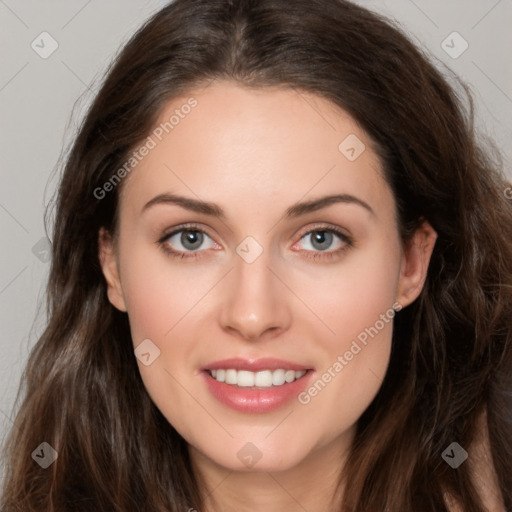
xmin=207 ymin=368 xmax=308 ymax=387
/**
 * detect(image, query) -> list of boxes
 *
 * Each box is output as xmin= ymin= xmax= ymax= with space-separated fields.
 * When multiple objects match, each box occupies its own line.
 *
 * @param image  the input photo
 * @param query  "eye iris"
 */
xmin=181 ymin=230 xmax=203 ymax=250
xmin=311 ymin=231 xmax=333 ymax=251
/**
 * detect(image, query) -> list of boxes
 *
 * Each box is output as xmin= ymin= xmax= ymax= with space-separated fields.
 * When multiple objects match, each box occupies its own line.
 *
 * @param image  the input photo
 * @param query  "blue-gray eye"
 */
xmin=311 ymin=231 xmax=334 ymax=251
xmin=300 ymin=230 xmax=344 ymax=252
xmin=165 ymin=229 xmax=216 ymax=252
xmin=180 ymin=230 xmax=203 ymax=250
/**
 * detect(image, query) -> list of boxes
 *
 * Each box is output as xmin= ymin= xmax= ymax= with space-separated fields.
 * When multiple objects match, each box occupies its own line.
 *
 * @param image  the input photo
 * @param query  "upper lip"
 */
xmin=201 ymin=357 xmax=312 ymax=372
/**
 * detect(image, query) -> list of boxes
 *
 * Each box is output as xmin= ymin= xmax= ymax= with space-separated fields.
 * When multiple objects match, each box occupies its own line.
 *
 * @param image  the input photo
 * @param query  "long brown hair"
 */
xmin=2 ymin=0 xmax=511 ymax=510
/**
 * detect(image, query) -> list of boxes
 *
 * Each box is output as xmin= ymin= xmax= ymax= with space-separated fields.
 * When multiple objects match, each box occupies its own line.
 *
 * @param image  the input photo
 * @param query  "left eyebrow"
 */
xmin=284 ymin=194 xmax=375 ymax=218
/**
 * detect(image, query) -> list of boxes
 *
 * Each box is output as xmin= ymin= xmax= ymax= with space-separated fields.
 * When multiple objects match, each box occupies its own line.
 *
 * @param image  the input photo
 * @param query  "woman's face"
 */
xmin=100 ymin=81 xmax=436 ymax=474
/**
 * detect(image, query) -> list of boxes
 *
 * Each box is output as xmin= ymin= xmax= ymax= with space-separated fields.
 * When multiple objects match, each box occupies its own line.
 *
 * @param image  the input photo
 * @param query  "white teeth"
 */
xmin=255 ymin=370 xmax=273 ymax=387
xmin=225 ymin=369 xmax=237 ymax=384
xmin=237 ymin=370 xmax=255 ymax=387
xmin=272 ymin=369 xmax=285 ymax=385
xmin=209 ymin=368 xmax=307 ymax=387
xmin=285 ymin=370 xmax=296 ymax=383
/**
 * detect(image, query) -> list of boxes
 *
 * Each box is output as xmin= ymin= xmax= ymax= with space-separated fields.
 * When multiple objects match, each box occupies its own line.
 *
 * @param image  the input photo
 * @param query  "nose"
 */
xmin=219 ymin=251 xmax=292 ymax=341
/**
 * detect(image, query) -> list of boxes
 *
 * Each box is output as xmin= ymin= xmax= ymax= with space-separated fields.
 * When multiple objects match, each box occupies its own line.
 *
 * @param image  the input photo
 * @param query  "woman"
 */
xmin=2 ymin=0 xmax=511 ymax=510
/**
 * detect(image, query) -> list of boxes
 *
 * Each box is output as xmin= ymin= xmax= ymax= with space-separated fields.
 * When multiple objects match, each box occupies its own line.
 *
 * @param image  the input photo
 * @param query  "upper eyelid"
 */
xmin=296 ymin=222 xmax=350 ymax=237
xmin=159 ymin=223 xmax=214 ymax=241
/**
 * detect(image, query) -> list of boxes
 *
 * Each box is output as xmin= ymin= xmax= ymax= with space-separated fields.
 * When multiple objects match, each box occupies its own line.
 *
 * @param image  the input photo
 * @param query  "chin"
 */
xmin=191 ymin=432 xmax=320 ymax=474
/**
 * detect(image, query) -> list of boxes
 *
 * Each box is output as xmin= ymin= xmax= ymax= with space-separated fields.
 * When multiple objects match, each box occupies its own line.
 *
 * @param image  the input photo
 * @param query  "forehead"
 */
xmin=118 ymin=80 xmax=393 ymax=223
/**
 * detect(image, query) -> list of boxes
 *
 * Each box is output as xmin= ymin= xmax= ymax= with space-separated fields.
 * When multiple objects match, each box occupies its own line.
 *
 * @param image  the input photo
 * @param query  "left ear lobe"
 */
xmin=396 ymin=220 xmax=437 ymax=308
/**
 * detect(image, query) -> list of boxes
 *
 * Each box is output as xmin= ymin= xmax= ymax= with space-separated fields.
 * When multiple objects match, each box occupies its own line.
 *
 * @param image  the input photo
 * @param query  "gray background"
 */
xmin=1 ymin=0 xmax=511 ymax=480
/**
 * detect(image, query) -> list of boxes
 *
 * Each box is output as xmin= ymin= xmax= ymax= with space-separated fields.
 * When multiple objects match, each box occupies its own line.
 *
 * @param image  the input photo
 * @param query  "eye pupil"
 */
xmin=181 ymin=230 xmax=203 ymax=250
xmin=311 ymin=231 xmax=333 ymax=251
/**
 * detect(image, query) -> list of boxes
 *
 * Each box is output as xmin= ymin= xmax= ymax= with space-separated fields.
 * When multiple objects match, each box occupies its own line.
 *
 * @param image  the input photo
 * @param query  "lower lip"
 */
xmin=202 ymin=371 xmax=313 ymax=413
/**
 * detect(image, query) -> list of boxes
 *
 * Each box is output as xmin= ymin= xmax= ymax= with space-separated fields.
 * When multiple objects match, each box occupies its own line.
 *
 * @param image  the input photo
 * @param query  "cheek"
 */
xmin=119 ymin=243 xmax=216 ymax=343
xmin=118 ymin=248 xmax=211 ymax=435
xmin=294 ymin=235 xmax=401 ymax=427
xmin=301 ymin=232 xmax=402 ymax=345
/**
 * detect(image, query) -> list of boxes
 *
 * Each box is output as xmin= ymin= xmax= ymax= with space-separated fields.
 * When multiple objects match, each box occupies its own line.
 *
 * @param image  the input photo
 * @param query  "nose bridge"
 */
xmin=219 ymin=244 xmax=291 ymax=340
xmin=235 ymin=252 xmax=273 ymax=301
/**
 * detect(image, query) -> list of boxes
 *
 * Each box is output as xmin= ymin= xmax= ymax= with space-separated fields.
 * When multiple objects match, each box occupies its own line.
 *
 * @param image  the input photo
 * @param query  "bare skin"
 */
xmin=99 ymin=81 xmax=439 ymax=511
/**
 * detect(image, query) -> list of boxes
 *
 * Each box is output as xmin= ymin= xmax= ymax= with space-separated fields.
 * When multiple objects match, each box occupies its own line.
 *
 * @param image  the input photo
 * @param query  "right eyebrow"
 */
xmin=141 ymin=193 xmax=226 ymax=219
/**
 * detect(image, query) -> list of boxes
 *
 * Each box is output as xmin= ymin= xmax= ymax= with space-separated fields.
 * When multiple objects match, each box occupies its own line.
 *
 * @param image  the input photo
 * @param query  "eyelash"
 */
xmin=157 ymin=223 xmax=353 ymax=262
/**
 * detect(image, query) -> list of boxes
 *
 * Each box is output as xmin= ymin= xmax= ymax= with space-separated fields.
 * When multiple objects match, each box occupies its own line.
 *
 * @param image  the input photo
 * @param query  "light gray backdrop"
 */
xmin=1 ymin=0 xmax=511 ymax=481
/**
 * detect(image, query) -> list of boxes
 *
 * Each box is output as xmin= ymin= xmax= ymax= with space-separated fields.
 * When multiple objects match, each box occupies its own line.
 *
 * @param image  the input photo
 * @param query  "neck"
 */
xmin=189 ymin=430 xmax=354 ymax=512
